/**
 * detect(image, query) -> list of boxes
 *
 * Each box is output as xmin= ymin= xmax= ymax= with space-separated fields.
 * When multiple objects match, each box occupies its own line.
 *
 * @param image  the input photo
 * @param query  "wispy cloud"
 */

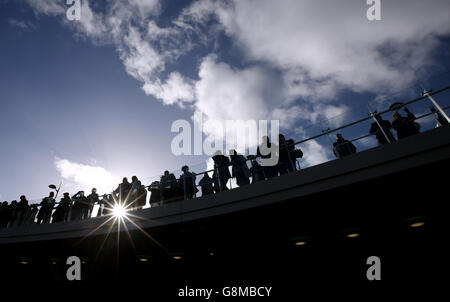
xmin=7 ymin=18 xmax=37 ymax=31
xmin=25 ymin=0 xmax=450 ymax=146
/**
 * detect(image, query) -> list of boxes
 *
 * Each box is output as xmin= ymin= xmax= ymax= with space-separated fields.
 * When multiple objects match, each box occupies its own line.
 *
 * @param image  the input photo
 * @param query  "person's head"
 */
xmin=229 ymin=149 xmax=236 ymax=156
xmin=122 ymin=177 xmax=128 ymax=183
xmin=181 ymin=165 xmax=189 ymax=173
xmin=49 ymin=192 xmax=54 ymax=197
xmin=392 ymin=112 xmax=400 ymax=120
xmin=64 ymin=192 xmax=70 ymax=197
xmin=132 ymin=176 xmax=138 ymax=182
xmin=11 ymin=200 xmax=17 ymax=205
xmin=20 ymin=195 xmax=26 ymax=201
xmin=91 ymin=188 xmax=97 ymax=194
xmin=164 ymin=170 xmax=169 ymax=176
xmin=279 ymin=134 xmax=286 ymax=142
xmin=336 ymin=133 xmax=343 ymax=140
xmin=214 ymin=150 xmax=223 ymax=156
xmin=79 ymin=191 xmax=85 ymax=197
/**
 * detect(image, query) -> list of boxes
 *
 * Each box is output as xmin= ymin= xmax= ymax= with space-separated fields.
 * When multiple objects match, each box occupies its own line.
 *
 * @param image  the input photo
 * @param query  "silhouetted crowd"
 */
xmin=1 ymin=106 xmax=447 ymax=229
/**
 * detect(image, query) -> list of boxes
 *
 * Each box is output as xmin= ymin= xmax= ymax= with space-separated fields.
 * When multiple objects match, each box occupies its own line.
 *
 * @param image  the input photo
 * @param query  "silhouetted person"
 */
xmin=97 ymin=194 xmax=107 ymax=216
xmin=230 ymin=150 xmax=250 ymax=187
xmin=257 ymin=136 xmax=278 ymax=178
xmin=248 ymin=155 xmax=265 ymax=183
xmin=114 ymin=177 xmax=132 ymax=206
xmin=160 ymin=171 xmax=180 ymax=202
xmin=430 ymin=107 xmax=449 ymax=127
xmin=148 ymin=181 xmax=162 ymax=207
xmin=8 ymin=200 xmax=19 ymax=228
xmin=100 ymin=194 xmax=114 ymax=216
xmin=71 ymin=191 xmax=87 ymax=220
xmin=392 ymin=107 xmax=420 ymax=139
xmin=212 ymin=151 xmax=231 ymax=192
xmin=332 ymin=133 xmax=357 ymax=158
xmin=199 ymin=173 xmax=214 ymax=196
xmin=1 ymin=202 xmax=12 ymax=228
xmin=278 ymin=134 xmax=301 ymax=174
xmin=37 ymin=192 xmax=55 ymax=224
xmin=131 ymin=176 xmax=147 ymax=210
xmin=25 ymin=204 xmax=38 ymax=224
xmin=180 ymin=165 xmax=198 ymax=199
xmin=86 ymin=188 xmax=99 ymax=218
xmin=16 ymin=195 xmax=29 ymax=226
xmin=0 ymin=201 xmax=9 ymax=228
xmin=52 ymin=193 xmax=71 ymax=223
xmin=369 ymin=114 xmax=396 ymax=145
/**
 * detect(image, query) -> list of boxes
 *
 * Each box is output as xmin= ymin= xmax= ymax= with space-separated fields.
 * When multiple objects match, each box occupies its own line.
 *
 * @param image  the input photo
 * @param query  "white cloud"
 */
xmin=143 ymin=71 xmax=195 ymax=106
xmin=26 ymin=0 xmax=65 ymax=16
xmin=300 ymin=140 xmax=332 ymax=168
xmin=180 ymin=0 xmax=450 ymax=100
xmin=26 ymin=0 xmax=450 ymax=149
xmin=195 ymin=55 xmax=276 ymax=121
xmin=54 ymin=157 xmax=119 ymax=194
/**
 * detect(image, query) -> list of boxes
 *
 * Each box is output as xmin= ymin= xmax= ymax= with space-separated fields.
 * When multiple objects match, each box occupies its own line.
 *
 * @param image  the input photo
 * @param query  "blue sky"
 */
xmin=0 ymin=0 xmax=449 ymax=202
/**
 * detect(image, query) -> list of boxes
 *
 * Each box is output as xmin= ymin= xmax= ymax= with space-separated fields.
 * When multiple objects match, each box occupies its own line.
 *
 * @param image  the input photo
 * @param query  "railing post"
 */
xmin=423 ymin=90 xmax=450 ymax=125
xmin=369 ymin=112 xmax=392 ymax=144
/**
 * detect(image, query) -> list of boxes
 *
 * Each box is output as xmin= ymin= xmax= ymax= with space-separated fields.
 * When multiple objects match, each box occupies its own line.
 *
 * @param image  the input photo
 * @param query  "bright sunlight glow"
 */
xmin=113 ymin=204 xmax=127 ymax=218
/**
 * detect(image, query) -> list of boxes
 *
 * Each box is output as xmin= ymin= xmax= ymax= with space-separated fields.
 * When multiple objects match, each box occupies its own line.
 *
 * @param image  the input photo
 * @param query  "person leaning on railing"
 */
xmin=332 ymin=133 xmax=357 ymax=159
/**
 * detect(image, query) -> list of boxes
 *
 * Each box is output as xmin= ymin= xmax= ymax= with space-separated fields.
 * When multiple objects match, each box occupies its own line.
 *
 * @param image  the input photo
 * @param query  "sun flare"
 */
xmin=112 ymin=204 xmax=127 ymax=218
